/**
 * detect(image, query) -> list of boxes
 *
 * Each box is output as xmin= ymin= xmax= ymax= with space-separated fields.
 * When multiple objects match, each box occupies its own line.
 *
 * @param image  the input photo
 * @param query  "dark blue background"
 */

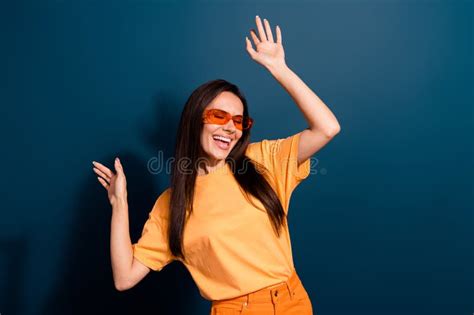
xmin=1 ymin=1 xmax=472 ymax=315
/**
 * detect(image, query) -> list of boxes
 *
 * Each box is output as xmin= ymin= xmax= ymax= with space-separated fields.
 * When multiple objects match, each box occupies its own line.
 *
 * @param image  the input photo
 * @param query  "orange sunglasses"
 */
xmin=202 ymin=109 xmax=254 ymax=131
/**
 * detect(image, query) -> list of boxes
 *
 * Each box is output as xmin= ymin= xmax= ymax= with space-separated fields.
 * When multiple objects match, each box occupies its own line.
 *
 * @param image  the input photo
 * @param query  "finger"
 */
xmin=92 ymin=161 xmax=114 ymax=178
xmin=93 ymin=167 xmax=110 ymax=183
xmin=276 ymin=25 xmax=282 ymax=45
xmin=255 ymin=15 xmax=267 ymax=42
xmin=263 ymin=18 xmax=274 ymax=42
xmin=250 ymin=29 xmax=260 ymax=46
xmin=97 ymin=176 xmax=109 ymax=189
xmin=114 ymin=157 xmax=124 ymax=174
xmin=245 ymin=36 xmax=257 ymax=59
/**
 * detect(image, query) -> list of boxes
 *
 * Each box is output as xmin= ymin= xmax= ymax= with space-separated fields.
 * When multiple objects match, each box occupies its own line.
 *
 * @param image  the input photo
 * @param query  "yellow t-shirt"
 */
xmin=132 ymin=132 xmax=311 ymax=301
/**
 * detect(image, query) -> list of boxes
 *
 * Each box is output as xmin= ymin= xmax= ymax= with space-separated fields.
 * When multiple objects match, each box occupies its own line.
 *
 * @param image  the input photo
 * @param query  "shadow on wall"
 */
xmin=41 ymin=93 xmax=208 ymax=315
xmin=1 ymin=237 xmax=27 ymax=315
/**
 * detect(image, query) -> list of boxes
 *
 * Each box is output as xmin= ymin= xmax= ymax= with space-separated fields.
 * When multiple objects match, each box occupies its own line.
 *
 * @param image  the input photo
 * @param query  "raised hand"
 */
xmin=92 ymin=158 xmax=128 ymax=206
xmin=245 ymin=15 xmax=286 ymax=70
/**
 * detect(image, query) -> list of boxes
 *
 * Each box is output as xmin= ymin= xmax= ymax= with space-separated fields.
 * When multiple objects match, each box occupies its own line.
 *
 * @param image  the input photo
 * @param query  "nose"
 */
xmin=222 ymin=118 xmax=237 ymax=133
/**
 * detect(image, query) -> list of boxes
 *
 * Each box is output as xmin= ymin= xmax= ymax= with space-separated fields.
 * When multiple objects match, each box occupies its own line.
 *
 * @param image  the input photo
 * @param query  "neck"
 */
xmin=197 ymin=158 xmax=226 ymax=176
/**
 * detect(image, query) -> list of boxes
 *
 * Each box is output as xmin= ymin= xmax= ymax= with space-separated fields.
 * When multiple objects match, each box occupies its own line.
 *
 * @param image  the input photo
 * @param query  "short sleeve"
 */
xmin=245 ymin=132 xmax=311 ymax=213
xmin=132 ymin=189 xmax=174 ymax=271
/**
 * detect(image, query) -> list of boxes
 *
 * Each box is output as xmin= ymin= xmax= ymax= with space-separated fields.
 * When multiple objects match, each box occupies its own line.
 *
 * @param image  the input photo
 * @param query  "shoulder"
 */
xmin=245 ymin=133 xmax=301 ymax=163
xmin=150 ymin=187 xmax=172 ymax=220
xmin=245 ymin=138 xmax=273 ymax=161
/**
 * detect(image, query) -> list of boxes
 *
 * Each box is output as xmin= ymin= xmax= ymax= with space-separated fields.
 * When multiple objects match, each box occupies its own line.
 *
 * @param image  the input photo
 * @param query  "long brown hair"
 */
xmin=169 ymin=79 xmax=285 ymax=261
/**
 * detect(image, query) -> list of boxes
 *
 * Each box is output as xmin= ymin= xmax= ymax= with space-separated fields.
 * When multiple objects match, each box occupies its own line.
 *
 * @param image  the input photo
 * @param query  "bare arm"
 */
xmin=245 ymin=16 xmax=341 ymax=165
xmin=93 ymin=158 xmax=151 ymax=291
xmin=110 ymin=198 xmax=151 ymax=291
xmin=268 ymin=64 xmax=340 ymax=165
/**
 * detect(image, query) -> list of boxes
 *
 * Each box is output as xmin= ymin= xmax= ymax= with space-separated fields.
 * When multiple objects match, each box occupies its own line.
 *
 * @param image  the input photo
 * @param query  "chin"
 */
xmin=210 ymin=150 xmax=229 ymax=161
xmin=207 ymin=141 xmax=233 ymax=159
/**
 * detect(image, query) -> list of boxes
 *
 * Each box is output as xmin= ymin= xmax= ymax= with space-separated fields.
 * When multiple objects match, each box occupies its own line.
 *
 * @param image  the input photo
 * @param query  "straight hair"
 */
xmin=169 ymin=79 xmax=286 ymax=261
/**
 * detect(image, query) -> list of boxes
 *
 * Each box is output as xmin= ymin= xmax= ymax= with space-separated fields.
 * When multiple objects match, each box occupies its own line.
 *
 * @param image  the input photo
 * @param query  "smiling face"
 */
xmin=199 ymin=91 xmax=244 ymax=167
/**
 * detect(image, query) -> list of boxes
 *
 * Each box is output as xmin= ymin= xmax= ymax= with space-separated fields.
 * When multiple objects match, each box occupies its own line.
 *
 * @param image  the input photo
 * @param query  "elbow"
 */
xmin=114 ymin=281 xmax=129 ymax=292
xmin=323 ymin=124 xmax=341 ymax=138
xmin=114 ymin=277 xmax=132 ymax=292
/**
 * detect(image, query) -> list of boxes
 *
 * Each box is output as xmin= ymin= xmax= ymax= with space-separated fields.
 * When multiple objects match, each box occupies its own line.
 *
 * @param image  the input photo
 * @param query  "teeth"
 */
xmin=213 ymin=135 xmax=231 ymax=143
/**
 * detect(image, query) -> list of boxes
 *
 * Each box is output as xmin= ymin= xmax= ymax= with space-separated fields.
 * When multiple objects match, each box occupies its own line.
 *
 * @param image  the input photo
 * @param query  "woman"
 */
xmin=92 ymin=16 xmax=340 ymax=315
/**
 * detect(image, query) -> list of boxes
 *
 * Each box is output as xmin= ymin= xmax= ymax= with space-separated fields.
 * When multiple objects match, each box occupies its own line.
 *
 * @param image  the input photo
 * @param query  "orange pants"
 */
xmin=210 ymin=269 xmax=313 ymax=314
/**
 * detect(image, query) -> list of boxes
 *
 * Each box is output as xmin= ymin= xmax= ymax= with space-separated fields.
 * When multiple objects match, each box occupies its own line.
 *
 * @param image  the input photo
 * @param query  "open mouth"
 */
xmin=212 ymin=135 xmax=232 ymax=150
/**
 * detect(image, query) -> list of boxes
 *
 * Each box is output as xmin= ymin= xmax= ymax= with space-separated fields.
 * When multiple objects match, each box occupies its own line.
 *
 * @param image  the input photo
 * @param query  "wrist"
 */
xmin=111 ymin=196 xmax=128 ymax=209
xmin=267 ymin=62 xmax=291 ymax=79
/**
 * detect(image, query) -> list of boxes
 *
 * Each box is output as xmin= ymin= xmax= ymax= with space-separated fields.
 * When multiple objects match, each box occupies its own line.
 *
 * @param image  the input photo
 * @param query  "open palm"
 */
xmin=92 ymin=158 xmax=128 ymax=206
xmin=245 ymin=16 xmax=286 ymax=70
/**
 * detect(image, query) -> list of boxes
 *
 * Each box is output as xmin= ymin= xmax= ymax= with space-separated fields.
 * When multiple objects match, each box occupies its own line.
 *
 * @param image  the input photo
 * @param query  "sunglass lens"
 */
xmin=211 ymin=111 xmax=228 ymax=123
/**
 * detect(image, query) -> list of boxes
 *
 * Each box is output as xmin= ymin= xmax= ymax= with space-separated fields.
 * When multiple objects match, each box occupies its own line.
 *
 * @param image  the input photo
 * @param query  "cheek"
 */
xmin=235 ymin=131 xmax=243 ymax=142
xmin=200 ymin=125 xmax=219 ymax=147
xmin=202 ymin=125 xmax=213 ymax=137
